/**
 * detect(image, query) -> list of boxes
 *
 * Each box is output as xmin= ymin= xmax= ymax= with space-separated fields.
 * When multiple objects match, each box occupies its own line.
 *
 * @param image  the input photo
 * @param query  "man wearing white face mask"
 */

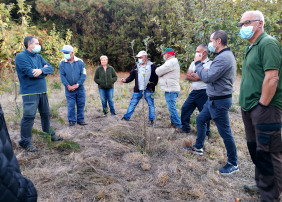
xmin=185 ymin=30 xmax=238 ymax=175
xmin=15 ymin=36 xmax=63 ymax=152
xmin=238 ymin=10 xmax=282 ymax=201
xmin=121 ymin=50 xmax=158 ymax=124
xmin=181 ymin=44 xmax=212 ymax=134
xmin=59 ymin=45 xmax=87 ymax=127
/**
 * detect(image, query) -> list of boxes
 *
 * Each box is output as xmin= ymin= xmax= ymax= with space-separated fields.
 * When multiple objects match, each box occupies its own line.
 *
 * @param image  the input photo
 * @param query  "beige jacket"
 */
xmin=155 ymin=56 xmax=180 ymax=92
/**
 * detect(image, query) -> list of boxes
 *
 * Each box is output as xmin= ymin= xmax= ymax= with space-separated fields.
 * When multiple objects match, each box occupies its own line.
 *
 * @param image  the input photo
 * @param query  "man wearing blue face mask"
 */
xmin=185 ymin=30 xmax=238 ymax=175
xmin=238 ymin=11 xmax=282 ymax=201
xmin=59 ymin=45 xmax=87 ymax=127
xmin=15 ymin=36 xmax=63 ymax=152
xmin=121 ymin=50 xmax=158 ymax=125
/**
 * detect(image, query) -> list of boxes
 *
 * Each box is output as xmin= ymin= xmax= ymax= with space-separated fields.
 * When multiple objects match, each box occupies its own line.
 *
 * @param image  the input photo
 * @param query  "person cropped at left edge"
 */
xmin=15 ymin=36 xmax=63 ymax=152
xmin=59 ymin=45 xmax=87 ymax=127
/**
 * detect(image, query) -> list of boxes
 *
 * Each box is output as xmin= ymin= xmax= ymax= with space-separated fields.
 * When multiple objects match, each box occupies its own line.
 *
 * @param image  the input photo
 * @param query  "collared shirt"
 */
xmin=239 ymin=32 xmax=282 ymax=111
xmin=59 ymin=56 xmax=87 ymax=87
xmin=137 ymin=61 xmax=152 ymax=90
xmin=188 ymin=57 xmax=212 ymax=90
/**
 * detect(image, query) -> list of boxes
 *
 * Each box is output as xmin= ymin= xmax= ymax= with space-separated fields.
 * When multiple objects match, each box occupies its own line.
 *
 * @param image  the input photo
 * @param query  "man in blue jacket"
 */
xmin=15 ymin=36 xmax=63 ymax=152
xmin=59 ymin=45 xmax=87 ymax=127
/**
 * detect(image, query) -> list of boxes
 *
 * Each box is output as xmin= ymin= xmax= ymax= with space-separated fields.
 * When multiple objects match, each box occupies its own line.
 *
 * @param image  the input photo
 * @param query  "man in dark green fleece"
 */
xmin=239 ymin=10 xmax=282 ymax=201
xmin=15 ymin=36 xmax=63 ymax=152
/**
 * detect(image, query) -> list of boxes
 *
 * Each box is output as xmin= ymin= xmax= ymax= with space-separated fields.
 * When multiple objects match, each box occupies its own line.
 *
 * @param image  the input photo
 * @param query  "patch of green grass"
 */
xmin=56 ymin=117 xmax=65 ymax=124
xmin=50 ymin=101 xmax=66 ymax=118
xmin=32 ymin=127 xmax=55 ymax=149
xmin=52 ymin=80 xmax=62 ymax=90
xmin=54 ymin=140 xmax=80 ymax=151
xmin=229 ymin=104 xmax=237 ymax=112
xmin=184 ymin=151 xmax=195 ymax=159
xmin=122 ymin=104 xmax=128 ymax=109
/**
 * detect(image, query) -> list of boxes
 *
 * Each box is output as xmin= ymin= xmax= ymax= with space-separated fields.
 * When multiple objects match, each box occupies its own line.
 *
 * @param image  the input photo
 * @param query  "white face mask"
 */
xmin=195 ymin=52 xmax=202 ymax=57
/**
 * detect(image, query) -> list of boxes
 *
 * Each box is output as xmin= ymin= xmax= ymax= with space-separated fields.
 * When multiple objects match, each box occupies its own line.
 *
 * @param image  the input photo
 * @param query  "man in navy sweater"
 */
xmin=15 ymin=36 xmax=63 ymax=152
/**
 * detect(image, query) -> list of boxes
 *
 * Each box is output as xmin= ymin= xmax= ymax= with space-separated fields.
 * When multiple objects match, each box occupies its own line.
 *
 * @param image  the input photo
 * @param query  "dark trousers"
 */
xmin=19 ymin=93 xmax=54 ymax=148
xmin=181 ymin=89 xmax=210 ymax=134
xmin=194 ymin=97 xmax=238 ymax=166
xmin=241 ymin=105 xmax=282 ymax=202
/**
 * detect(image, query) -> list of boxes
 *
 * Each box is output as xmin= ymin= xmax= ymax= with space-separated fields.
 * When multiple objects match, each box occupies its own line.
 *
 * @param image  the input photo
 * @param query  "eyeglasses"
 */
xmin=238 ymin=20 xmax=260 ymax=28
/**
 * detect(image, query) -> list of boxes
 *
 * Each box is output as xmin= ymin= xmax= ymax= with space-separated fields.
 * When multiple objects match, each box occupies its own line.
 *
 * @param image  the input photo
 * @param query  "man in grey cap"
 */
xmin=59 ymin=45 xmax=87 ymax=126
xmin=121 ymin=50 xmax=158 ymax=124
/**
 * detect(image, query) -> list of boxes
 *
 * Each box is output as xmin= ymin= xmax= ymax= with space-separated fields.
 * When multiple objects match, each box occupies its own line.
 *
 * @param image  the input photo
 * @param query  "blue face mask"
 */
xmin=138 ymin=58 xmax=144 ymax=64
xmin=239 ymin=26 xmax=254 ymax=40
xmin=208 ymin=42 xmax=216 ymax=53
xmin=32 ymin=45 xmax=41 ymax=53
xmin=163 ymin=55 xmax=166 ymax=61
xmin=64 ymin=54 xmax=71 ymax=60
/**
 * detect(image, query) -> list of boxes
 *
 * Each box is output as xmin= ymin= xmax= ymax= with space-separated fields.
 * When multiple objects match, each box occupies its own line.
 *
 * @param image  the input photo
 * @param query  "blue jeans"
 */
xmin=99 ymin=88 xmax=115 ymax=115
xmin=65 ymin=86 xmax=85 ymax=123
xmin=123 ymin=90 xmax=155 ymax=121
xmin=194 ymin=97 xmax=238 ymax=166
xmin=181 ymin=89 xmax=210 ymax=134
xmin=19 ymin=93 xmax=55 ymax=148
xmin=165 ymin=92 xmax=182 ymax=128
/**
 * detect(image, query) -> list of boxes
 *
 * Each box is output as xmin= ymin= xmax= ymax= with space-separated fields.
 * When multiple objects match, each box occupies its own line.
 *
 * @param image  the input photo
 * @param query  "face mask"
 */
xmin=163 ymin=55 xmax=166 ymax=61
xmin=239 ymin=26 xmax=255 ymax=40
xmin=64 ymin=54 xmax=71 ymax=60
xmin=138 ymin=58 xmax=144 ymax=64
xmin=195 ymin=52 xmax=201 ymax=57
xmin=32 ymin=45 xmax=41 ymax=53
xmin=208 ymin=42 xmax=216 ymax=53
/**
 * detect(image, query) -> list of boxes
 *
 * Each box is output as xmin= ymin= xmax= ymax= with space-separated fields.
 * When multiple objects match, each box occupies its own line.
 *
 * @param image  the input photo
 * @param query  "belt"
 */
xmin=209 ymin=94 xmax=232 ymax=100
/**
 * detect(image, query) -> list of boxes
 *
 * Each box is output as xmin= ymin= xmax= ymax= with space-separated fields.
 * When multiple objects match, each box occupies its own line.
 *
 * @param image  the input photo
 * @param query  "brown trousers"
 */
xmin=241 ymin=104 xmax=282 ymax=202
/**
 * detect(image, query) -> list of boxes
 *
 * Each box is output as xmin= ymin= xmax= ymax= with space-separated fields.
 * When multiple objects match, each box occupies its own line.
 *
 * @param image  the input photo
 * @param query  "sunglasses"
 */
xmin=238 ymin=20 xmax=260 ymax=28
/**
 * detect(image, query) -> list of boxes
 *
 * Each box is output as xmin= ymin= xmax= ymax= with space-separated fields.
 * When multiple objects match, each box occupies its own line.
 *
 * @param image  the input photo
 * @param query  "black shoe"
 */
xmin=77 ymin=121 xmax=88 ymax=125
xmin=148 ymin=120 xmax=154 ymax=126
xmin=176 ymin=128 xmax=189 ymax=133
xmin=51 ymin=135 xmax=63 ymax=141
xmin=244 ymin=184 xmax=259 ymax=195
xmin=25 ymin=145 xmax=38 ymax=152
xmin=69 ymin=122 xmax=76 ymax=127
xmin=121 ymin=117 xmax=129 ymax=121
xmin=170 ymin=122 xmax=176 ymax=128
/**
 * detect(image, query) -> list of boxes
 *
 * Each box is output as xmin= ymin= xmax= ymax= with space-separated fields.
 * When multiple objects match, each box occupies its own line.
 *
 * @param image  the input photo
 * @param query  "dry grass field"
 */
xmin=0 ymin=68 xmax=260 ymax=202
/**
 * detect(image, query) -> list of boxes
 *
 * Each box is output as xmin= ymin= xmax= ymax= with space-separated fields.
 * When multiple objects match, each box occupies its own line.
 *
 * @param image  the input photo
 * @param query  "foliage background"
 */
xmin=0 ymin=0 xmax=281 ymax=72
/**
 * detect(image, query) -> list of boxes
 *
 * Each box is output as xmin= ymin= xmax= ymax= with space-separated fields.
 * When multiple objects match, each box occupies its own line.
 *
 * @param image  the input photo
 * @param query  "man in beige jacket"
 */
xmin=156 ymin=48 xmax=182 ymax=129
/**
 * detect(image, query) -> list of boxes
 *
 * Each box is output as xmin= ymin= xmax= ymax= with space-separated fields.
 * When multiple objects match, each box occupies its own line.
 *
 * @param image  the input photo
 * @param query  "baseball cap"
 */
xmin=136 ymin=50 xmax=147 ymax=58
xmin=161 ymin=48 xmax=175 ymax=55
xmin=61 ymin=45 xmax=74 ymax=53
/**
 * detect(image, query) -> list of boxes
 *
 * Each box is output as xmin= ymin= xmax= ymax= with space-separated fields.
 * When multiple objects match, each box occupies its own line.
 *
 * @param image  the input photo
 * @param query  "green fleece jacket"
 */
xmin=94 ymin=65 xmax=117 ymax=89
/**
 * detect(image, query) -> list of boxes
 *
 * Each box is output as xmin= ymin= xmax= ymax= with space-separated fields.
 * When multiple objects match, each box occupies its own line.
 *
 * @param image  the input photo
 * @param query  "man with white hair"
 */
xmin=239 ymin=10 xmax=282 ymax=201
xmin=121 ymin=51 xmax=158 ymax=124
xmin=59 ymin=45 xmax=87 ymax=127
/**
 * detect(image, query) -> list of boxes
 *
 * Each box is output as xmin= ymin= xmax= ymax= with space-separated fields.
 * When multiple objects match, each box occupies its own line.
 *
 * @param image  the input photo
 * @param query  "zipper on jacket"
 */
xmin=71 ymin=63 xmax=74 ymax=84
xmin=105 ymin=67 xmax=108 ymax=87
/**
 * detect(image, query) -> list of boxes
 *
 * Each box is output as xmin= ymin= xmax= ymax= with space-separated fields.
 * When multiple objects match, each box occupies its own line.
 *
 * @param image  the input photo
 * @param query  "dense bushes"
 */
xmin=0 ymin=0 xmax=281 ymax=72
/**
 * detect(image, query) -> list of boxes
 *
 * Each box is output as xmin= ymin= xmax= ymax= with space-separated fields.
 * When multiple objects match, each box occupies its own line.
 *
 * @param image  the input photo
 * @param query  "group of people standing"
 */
xmin=0 ymin=9 xmax=280 ymax=202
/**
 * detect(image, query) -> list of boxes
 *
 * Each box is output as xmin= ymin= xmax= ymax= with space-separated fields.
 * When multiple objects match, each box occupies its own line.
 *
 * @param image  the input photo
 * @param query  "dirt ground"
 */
xmin=1 ymin=69 xmax=260 ymax=202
